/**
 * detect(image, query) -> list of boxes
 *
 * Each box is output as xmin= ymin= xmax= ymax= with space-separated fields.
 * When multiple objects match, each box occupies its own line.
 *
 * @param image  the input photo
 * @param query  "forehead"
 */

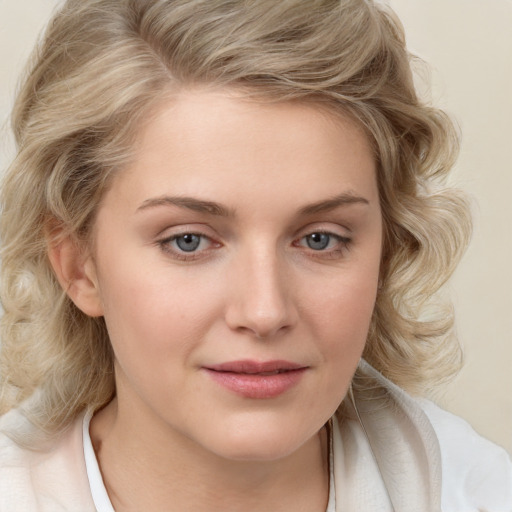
xmin=103 ymin=88 xmax=378 ymax=214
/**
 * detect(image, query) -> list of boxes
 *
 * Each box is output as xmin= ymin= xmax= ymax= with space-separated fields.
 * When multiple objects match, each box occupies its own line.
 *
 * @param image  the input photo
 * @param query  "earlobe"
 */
xmin=47 ymin=233 xmax=104 ymax=318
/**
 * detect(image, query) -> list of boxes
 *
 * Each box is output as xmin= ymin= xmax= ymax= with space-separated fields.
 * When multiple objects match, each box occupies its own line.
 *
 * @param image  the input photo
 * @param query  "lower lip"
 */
xmin=204 ymin=368 xmax=307 ymax=399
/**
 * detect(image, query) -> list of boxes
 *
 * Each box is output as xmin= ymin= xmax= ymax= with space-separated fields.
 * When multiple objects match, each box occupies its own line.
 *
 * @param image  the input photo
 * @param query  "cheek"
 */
xmin=305 ymin=271 xmax=379 ymax=360
xmin=96 ymin=255 xmax=225 ymax=358
xmin=290 ymin=273 xmax=379 ymax=420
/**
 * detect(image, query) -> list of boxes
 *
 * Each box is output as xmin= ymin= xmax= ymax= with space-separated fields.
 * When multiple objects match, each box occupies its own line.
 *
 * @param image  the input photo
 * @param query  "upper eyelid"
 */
xmin=156 ymin=223 xmax=217 ymax=239
xmin=294 ymin=224 xmax=352 ymax=240
xmin=154 ymin=218 xmax=353 ymax=239
xmin=300 ymin=229 xmax=349 ymax=238
xmin=161 ymin=230 xmax=210 ymax=240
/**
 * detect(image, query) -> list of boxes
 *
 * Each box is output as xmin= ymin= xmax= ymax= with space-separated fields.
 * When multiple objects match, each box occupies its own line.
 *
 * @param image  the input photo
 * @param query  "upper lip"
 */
xmin=205 ymin=360 xmax=307 ymax=374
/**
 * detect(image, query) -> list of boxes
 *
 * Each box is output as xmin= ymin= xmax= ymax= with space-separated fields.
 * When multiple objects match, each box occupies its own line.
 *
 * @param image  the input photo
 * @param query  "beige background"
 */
xmin=1 ymin=1 xmax=511 ymax=454
xmin=388 ymin=0 xmax=512 ymax=455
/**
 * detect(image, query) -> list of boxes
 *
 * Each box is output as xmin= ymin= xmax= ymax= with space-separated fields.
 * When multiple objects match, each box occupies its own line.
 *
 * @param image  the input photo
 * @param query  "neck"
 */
xmin=90 ymin=398 xmax=330 ymax=512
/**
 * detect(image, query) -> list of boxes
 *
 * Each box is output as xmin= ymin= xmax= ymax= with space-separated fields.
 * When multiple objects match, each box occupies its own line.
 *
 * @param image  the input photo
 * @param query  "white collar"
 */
xmin=83 ymin=411 xmax=115 ymax=512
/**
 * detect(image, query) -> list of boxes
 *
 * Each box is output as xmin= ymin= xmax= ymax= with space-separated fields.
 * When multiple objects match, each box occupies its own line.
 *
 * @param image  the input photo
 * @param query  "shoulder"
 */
xmin=0 ymin=409 xmax=95 ymax=512
xmin=354 ymin=361 xmax=512 ymax=511
xmin=418 ymin=398 xmax=512 ymax=512
xmin=0 ymin=415 xmax=39 ymax=511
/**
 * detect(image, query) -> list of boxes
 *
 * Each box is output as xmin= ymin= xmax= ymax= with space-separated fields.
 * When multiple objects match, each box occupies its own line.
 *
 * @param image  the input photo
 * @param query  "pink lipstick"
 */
xmin=204 ymin=360 xmax=307 ymax=399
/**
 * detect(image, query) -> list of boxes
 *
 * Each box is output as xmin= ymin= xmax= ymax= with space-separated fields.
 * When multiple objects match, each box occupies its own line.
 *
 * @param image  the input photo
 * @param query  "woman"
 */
xmin=0 ymin=0 xmax=511 ymax=510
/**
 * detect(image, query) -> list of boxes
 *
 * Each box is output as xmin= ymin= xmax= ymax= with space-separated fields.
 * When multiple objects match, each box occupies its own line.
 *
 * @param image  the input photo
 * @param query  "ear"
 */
xmin=47 ymin=231 xmax=104 ymax=317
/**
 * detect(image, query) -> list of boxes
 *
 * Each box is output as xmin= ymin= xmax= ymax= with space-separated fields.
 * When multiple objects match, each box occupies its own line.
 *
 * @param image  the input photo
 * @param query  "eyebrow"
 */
xmin=136 ymin=192 xmax=369 ymax=217
xmin=137 ymin=196 xmax=233 ymax=216
xmin=298 ymin=193 xmax=370 ymax=215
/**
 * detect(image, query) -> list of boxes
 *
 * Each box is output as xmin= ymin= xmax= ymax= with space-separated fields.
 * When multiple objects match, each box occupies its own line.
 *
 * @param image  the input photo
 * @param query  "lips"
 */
xmin=207 ymin=360 xmax=305 ymax=374
xmin=203 ymin=360 xmax=307 ymax=399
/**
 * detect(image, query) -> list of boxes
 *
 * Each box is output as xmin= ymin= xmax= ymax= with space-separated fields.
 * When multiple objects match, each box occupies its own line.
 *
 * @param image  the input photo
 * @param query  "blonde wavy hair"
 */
xmin=1 ymin=0 xmax=471 ymax=438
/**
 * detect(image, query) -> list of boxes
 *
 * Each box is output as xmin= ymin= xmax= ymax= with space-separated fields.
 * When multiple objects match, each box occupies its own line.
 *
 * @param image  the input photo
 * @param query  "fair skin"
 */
xmin=50 ymin=89 xmax=382 ymax=511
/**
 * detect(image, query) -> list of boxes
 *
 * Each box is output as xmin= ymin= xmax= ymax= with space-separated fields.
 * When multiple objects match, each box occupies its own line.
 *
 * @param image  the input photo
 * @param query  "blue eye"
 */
xmin=295 ymin=231 xmax=351 ymax=257
xmin=158 ymin=233 xmax=212 ymax=257
xmin=174 ymin=234 xmax=202 ymax=252
xmin=305 ymin=232 xmax=331 ymax=250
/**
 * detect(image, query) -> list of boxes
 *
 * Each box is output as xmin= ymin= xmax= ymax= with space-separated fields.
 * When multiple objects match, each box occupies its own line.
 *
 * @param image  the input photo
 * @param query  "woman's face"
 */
xmin=88 ymin=89 xmax=382 ymax=461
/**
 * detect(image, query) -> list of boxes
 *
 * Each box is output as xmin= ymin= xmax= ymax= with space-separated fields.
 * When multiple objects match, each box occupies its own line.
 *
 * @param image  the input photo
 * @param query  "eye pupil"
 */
xmin=306 ymin=233 xmax=330 ymax=250
xmin=176 ymin=234 xmax=201 ymax=252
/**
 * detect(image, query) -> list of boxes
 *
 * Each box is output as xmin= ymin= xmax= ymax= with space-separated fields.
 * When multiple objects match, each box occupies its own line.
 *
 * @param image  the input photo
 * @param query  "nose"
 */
xmin=224 ymin=246 xmax=298 ymax=339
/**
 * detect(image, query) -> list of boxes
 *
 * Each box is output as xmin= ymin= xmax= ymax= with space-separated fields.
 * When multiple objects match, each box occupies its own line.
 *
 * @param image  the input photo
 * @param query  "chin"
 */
xmin=200 ymin=419 xmax=318 ymax=463
xmin=214 ymin=439 xmax=303 ymax=463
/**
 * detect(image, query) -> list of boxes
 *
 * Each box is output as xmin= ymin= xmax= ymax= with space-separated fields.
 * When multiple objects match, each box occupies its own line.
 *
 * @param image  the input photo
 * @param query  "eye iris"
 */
xmin=307 ymin=233 xmax=330 ymax=250
xmin=176 ymin=234 xmax=201 ymax=252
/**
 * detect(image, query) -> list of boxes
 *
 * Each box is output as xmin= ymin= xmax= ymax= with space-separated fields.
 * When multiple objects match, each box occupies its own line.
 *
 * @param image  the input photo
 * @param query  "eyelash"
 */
xmin=157 ymin=232 xmax=218 ymax=261
xmin=294 ymin=231 xmax=352 ymax=259
xmin=157 ymin=230 xmax=352 ymax=261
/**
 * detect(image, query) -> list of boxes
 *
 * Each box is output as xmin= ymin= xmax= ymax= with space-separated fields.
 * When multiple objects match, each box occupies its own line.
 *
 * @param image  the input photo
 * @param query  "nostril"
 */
xmin=226 ymin=304 xmax=295 ymax=339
